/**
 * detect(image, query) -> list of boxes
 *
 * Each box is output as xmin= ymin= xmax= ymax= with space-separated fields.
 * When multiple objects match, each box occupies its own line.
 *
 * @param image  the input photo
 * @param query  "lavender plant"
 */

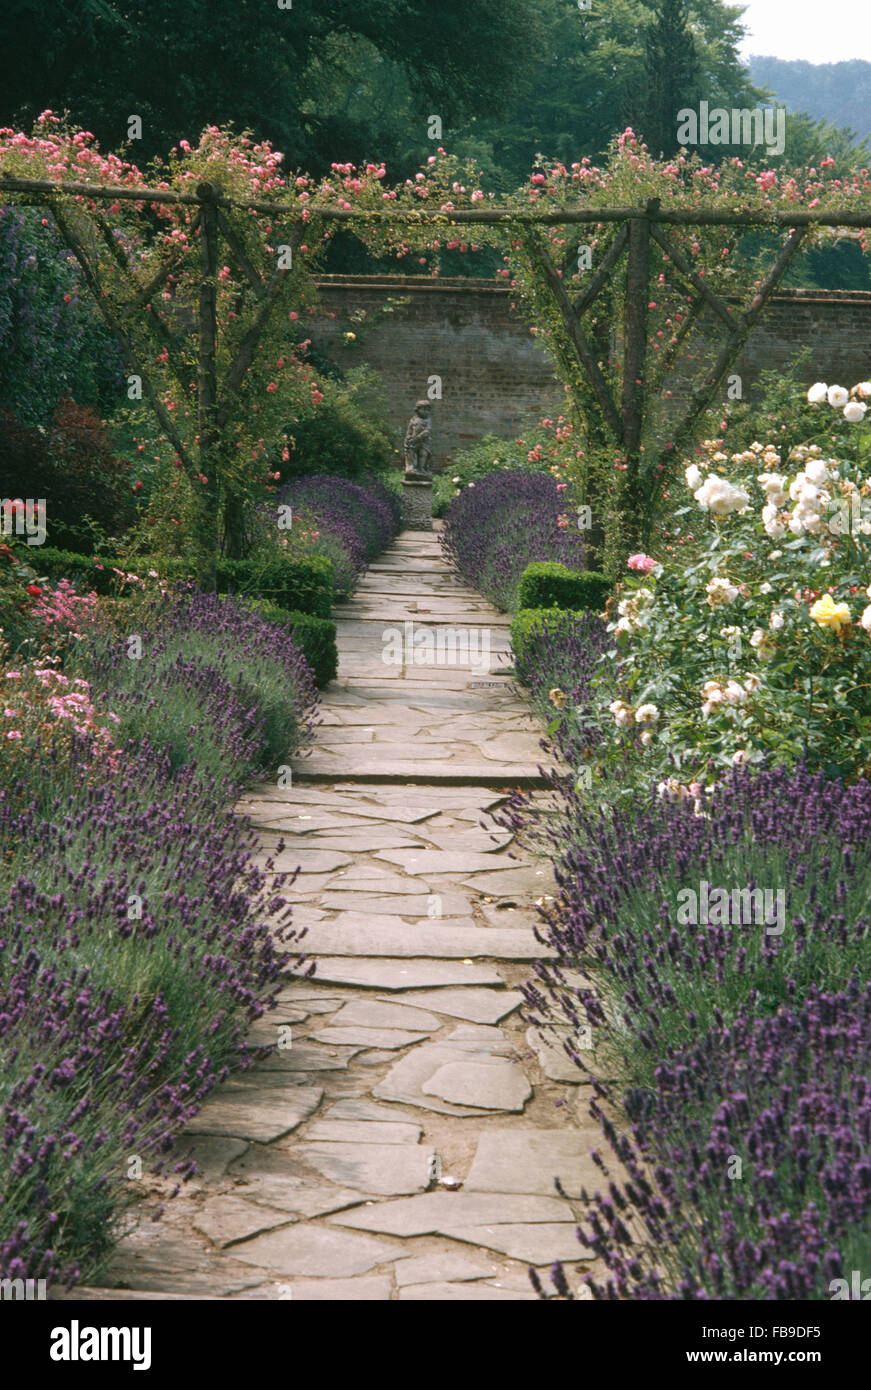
xmin=441 ymin=470 xmax=585 ymax=611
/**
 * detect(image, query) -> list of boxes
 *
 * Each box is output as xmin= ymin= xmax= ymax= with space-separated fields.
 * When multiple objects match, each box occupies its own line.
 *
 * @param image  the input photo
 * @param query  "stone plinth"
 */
xmin=402 ymin=480 xmax=433 ymax=531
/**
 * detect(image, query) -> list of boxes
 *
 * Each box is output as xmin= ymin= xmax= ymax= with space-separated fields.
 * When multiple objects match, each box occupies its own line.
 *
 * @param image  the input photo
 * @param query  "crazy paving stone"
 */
xmin=441 ymin=1223 xmax=590 ymax=1265
xmin=421 ymin=1059 xmax=532 ymax=1112
xmin=305 ymin=1119 xmax=422 ymax=1146
xmin=399 ymin=1281 xmax=538 ymax=1301
xmin=465 ymin=1129 xmax=602 ymax=1199
xmin=325 ymin=1098 xmax=423 ymax=1126
xmin=328 ymin=999 xmax=441 ymax=1032
xmin=308 ymin=1026 xmax=433 ymax=1050
xmin=227 ymin=1225 xmax=398 ymax=1278
xmin=525 ymin=1026 xmax=587 ymax=1084
xmin=302 ymin=958 xmax=505 ymax=991
xmin=329 ymin=1192 xmax=573 ymax=1237
xmin=384 ymin=987 xmax=523 ymax=1024
xmin=295 ymin=1141 xmax=432 ymax=1195
xmin=185 ymin=1085 xmax=323 ymax=1142
xmin=192 ymin=1198 xmax=295 ymax=1250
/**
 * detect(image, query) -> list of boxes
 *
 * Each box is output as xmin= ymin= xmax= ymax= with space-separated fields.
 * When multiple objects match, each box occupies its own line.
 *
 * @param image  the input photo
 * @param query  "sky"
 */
xmin=736 ymin=0 xmax=871 ymax=64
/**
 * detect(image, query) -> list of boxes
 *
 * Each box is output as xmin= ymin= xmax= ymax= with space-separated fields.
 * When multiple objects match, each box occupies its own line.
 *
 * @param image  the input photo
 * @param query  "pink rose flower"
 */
xmin=627 ymin=553 xmax=657 ymax=572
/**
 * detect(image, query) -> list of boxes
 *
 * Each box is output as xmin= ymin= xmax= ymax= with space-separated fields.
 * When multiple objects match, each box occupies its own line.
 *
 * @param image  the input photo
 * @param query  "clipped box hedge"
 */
xmin=28 ymin=546 xmax=119 ymax=595
xmin=215 ymin=554 xmax=334 ymax=618
xmin=246 ymin=599 xmax=338 ymax=688
xmin=29 ymin=549 xmax=335 ymax=620
xmin=517 ymin=561 xmax=610 ymax=614
xmin=511 ymin=606 xmax=582 ymax=683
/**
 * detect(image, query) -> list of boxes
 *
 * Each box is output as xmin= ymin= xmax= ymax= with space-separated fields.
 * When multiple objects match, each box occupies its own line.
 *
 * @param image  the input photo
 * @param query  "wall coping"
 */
xmin=314 ymin=274 xmax=871 ymax=306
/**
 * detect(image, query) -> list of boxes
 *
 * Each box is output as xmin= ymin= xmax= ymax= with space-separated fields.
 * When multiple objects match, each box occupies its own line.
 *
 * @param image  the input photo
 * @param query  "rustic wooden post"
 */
xmin=616 ymin=198 xmax=657 ymax=561
xmin=195 ymin=181 xmax=221 ymax=589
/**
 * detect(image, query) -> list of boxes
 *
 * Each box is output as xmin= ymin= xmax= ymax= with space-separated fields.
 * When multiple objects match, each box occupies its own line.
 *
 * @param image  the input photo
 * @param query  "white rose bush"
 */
xmin=591 ymin=380 xmax=871 ymax=792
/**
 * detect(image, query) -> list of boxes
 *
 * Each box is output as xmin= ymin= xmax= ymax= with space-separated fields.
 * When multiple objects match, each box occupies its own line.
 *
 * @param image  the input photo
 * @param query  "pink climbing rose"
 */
xmin=627 ymin=553 xmax=657 ymax=572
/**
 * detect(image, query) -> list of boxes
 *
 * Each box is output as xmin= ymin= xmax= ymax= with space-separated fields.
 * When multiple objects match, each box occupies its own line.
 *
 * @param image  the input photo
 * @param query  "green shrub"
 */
xmin=246 ymin=599 xmax=338 ymax=687
xmin=215 ymin=554 xmax=334 ymax=617
xmin=29 ymin=546 xmax=119 ymax=595
xmin=511 ymin=606 xmax=580 ymax=681
xmin=280 ymin=366 xmax=395 ymax=480
xmin=517 ymin=562 xmax=611 ymax=613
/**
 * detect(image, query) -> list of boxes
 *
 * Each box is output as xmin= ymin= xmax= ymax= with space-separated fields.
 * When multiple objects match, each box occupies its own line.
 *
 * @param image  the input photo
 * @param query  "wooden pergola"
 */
xmin=2 ymin=169 xmax=867 ymax=566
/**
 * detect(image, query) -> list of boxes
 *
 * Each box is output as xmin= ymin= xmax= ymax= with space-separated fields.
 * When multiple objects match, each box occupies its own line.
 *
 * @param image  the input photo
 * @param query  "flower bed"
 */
xmin=455 ymin=381 xmax=871 ymax=1300
xmin=441 ymin=469 xmax=586 ymax=612
xmin=0 ymin=586 xmax=317 ymax=1288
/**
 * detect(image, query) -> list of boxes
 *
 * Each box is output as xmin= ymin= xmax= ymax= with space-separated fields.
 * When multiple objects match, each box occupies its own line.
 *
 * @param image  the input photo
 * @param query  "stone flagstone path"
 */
xmin=79 ymin=530 xmax=607 ymax=1301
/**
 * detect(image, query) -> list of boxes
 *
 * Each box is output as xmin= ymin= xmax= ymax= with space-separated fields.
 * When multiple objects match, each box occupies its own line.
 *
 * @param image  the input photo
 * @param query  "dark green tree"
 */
xmin=637 ymin=0 xmax=702 ymax=157
xmin=0 ymin=0 xmax=541 ymax=173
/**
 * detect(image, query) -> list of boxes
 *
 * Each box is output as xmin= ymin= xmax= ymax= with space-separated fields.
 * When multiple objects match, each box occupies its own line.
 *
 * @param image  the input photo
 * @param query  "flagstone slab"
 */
xmin=399 ymin=1281 xmax=538 ymax=1301
xmin=192 ymin=1198 xmax=296 ymax=1250
xmin=305 ymin=1120 xmax=422 ymax=1146
xmin=300 ymin=833 xmax=425 ymax=853
xmin=329 ymin=1000 xmax=441 ymax=1032
xmin=377 ymin=850 xmax=522 ymax=875
xmin=318 ymin=892 xmax=472 ymax=917
xmin=373 ymin=1044 xmax=508 ymax=1117
xmin=465 ymin=1130 xmax=601 ymax=1198
xmin=252 ymin=849 xmax=353 ymax=874
xmin=235 ymin=1276 xmax=392 ymax=1301
xmin=302 ymin=958 xmax=505 ymax=991
xmin=329 ymin=1192 xmax=573 ymax=1236
xmin=185 ymin=1084 xmax=323 ymax=1142
xmin=442 ymin=1224 xmax=589 ymax=1265
xmin=228 ymin=1225 xmax=398 ymax=1277
xmin=309 ymin=1027 xmax=433 ymax=1050
xmin=295 ymin=1142 xmax=432 ymax=1195
xmin=325 ymin=1098 xmax=423 ymax=1127
xmin=321 ymin=872 xmax=439 ymax=894
xmin=103 ymin=1233 xmax=263 ymax=1296
xmin=393 ymin=1251 xmax=507 ymax=1286
xmin=256 ymin=1042 xmax=363 ymax=1073
xmin=179 ymin=1136 xmax=249 ymax=1181
xmin=421 ymin=1059 xmax=532 ymax=1112
xmin=387 ymin=987 xmax=524 ymax=1024
xmin=526 ymin=1026 xmax=586 ymax=1084
xmin=464 ymin=867 xmax=555 ymax=896
xmin=297 ymin=921 xmax=545 ymax=960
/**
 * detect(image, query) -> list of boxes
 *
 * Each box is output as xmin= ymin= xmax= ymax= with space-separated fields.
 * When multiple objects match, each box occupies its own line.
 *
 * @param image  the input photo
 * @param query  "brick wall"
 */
xmin=309 ymin=276 xmax=871 ymax=471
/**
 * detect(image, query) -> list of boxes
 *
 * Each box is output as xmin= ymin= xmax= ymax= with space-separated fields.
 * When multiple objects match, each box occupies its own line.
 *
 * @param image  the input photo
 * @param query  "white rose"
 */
xmin=804 ymin=458 xmax=828 ymax=485
xmin=743 ymin=673 xmax=762 ymax=693
xmin=685 ymin=464 xmax=703 ymax=490
xmin=706 ymin=576 xmax=739 ymax=606
xmin=860 ymin=605 xmax=871 ymax=633
xmin=827 ymin=385 xmax=849 ymax=408
xmin=694 ymin=475 xmax=750 ymax=517
xmin=762 ymin=504 xmax=785 ymax=539
xmin=789 ymin=472 xmax=808 ymax=503
xmin=759 ymin=581 xmax=773 ymax=594
xmin=635 ymin=703 xmax=659 ymax=725
xmin=807 ymin=382 xmax=828 ymax=404
xmin=769 ymin=610 xmax=785 ymax=630
xmin=844 ymin=401 xmax=867 ymax=423
xmin=769 ymin=550 xmax=782 ymax=560
xmin=640 ymin=730 xmax=654 ymax=746
xmin=855 ymin=382 xmax=871 ymax=399
xmin=750 ymin=629 xmax=767 ymax=647
xmin=732 ymin=748 xmax=749 ymax=766
xmin=723 ymin=680 xmax=746 ymax=704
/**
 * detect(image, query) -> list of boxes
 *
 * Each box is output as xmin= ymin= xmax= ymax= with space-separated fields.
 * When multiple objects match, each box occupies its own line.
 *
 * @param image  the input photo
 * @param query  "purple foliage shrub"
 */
xmin=441 ymin=470 xmax=585 ymax=610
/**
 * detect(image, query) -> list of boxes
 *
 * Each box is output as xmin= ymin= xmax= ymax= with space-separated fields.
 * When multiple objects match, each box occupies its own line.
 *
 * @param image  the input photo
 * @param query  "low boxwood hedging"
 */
xmin=215 ymin=554 xmax=334 ymax=618
xmin=517 ymin=561 xmax=610 ymax=614
xmin=246 ymin=599 xmax=338 ymax=687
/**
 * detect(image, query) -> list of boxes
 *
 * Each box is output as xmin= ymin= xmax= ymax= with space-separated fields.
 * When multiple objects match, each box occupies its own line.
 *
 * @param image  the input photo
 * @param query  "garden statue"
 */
xmin=404 ymin=400 xmax=434 ymax=479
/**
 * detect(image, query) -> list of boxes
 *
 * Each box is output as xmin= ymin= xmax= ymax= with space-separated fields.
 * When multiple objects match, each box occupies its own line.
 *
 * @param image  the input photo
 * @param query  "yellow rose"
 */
xmin=809 ymin=594 xmax=852 ymax=630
